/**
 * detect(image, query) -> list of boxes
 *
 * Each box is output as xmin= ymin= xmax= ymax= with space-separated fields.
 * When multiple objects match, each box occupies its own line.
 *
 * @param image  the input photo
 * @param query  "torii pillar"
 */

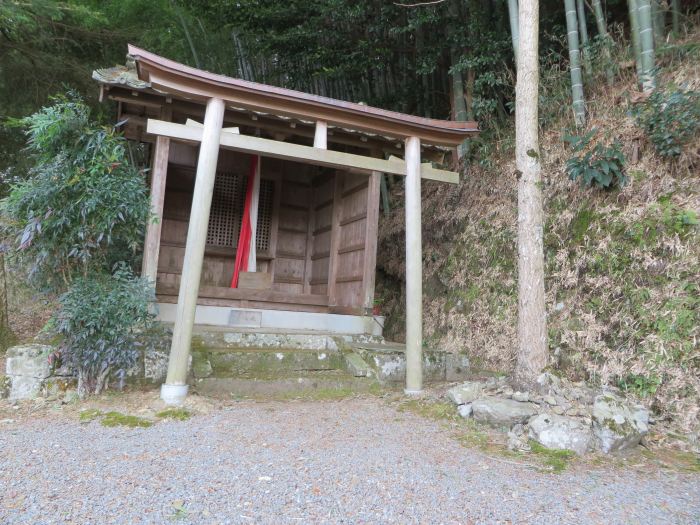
xmin=161 ymin=97 xmax=225 ymax=405
xmin=404 ymin=136 xmax=423 ymax=394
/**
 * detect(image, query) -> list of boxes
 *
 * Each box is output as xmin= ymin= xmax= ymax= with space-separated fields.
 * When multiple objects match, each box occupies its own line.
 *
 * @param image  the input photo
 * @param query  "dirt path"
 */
xmin=1 ymin=393 xmax=698 ymax=524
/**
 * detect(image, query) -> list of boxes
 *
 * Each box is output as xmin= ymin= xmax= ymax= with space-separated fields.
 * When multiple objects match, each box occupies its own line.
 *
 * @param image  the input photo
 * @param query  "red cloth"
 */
xmin=230 ymin=155 xmax=259 ymax=288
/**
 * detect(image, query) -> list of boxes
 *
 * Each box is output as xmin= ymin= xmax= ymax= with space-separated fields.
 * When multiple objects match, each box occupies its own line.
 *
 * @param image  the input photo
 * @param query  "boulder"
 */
xmin=528 ymin=413 xmax=593 ymax=455
xmin=592 ymin=394 xmax=650 ymax=453
xmin=512 ymin=391 xmax=530 ymax=402
xmin=457 ymin=403 xmax=472 ymax=418
xmin=471 ymin=397 xmax=539 ymax=429
xmin=447 ymin=381 xmax=484 ymax=405
xmin=6 ymin=344 xmax=53 ymax=400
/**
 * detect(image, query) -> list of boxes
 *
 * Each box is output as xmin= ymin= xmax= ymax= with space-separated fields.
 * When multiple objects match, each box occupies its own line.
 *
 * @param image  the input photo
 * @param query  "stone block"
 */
xmin=472 ymin=397 xmax=539 ymax=429
xmin=528 ymin=413 xmax=593 ymax=455
xmin=592 ymin=394 xmax=649 ymax=453
xmin=445 ymin=353 xmax=470 ymax=381
xmin=6 ymin=344 xmax=53 ymax=379
xmin=447 ymin=381 xmax=484 ymax=405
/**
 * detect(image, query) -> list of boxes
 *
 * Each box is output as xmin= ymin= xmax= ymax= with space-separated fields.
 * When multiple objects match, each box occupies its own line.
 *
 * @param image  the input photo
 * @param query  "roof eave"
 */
xmin=127 ymin=45 xmax=478 ymax=147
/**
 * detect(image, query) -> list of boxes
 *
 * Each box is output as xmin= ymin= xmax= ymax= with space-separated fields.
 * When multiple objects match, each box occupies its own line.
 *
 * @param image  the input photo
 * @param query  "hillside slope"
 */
xmin=377 ymin=35 xmax=699 ymax=437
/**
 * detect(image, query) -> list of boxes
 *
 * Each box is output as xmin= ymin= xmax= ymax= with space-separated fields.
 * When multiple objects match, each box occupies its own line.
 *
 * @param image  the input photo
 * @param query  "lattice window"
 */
xmin=256 ymin=179 xmax=274 ymax=252
xmin=207 ymin=170 xmax=245 ymax=248
xmin=207 ymin=172 xmax=275 ymax=253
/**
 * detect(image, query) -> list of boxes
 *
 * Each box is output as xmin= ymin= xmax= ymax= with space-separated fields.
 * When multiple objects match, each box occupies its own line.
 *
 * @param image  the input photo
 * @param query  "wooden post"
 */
xmin=314 ymin=120 xmax=328 ymax=149
xmin=404 ymin=136 xmax=423 ymax=394
xmin=327 ymin=172 xmax=343 ymax=306
xmin=362 ymin=171 xmax=381 ymax=310
xmin=142 ymin=135 xmax=170 ymax=284
xmin=161 ymin=97 xmax=225 ymax=405
xmin=247 ymin=157 xmax=261 ymax=272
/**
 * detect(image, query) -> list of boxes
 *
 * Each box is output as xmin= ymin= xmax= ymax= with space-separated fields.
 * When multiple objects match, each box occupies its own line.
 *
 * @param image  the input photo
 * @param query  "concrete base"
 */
xmin=161 ymin=383 xmax=188 ymax=405
xmin=156 ymin=303 xmax=384 ymax=336
xmin=404 ymin=389 xmax=424 ymax=396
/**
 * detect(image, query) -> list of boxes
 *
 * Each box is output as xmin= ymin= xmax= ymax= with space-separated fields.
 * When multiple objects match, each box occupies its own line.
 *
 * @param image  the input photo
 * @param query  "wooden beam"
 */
xmin=146 ymin=119 xmax=459 ymax=184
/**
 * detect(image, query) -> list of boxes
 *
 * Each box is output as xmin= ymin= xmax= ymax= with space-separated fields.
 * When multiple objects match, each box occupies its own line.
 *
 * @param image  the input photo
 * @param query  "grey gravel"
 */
xmin=1 ymin=398 xmax=699 ymax=525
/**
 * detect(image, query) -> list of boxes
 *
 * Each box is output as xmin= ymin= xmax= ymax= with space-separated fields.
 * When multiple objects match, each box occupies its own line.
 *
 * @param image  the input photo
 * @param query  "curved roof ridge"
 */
xmin=126 ymin=44 xmax=478 ymax=147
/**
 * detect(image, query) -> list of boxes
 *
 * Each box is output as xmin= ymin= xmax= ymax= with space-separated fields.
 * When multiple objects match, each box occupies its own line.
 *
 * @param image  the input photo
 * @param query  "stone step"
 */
xmin=191 ymin=347 xmax=345 ymax=379
xmin=348 ymin=342 xmax=470 ymax=384
xmin=192 ymin=369 xmax=381 ymax=399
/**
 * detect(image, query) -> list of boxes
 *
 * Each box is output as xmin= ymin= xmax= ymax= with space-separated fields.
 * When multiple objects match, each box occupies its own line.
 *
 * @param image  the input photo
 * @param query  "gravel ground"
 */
xmin=1 ymin=397 xmax=698 ymax=525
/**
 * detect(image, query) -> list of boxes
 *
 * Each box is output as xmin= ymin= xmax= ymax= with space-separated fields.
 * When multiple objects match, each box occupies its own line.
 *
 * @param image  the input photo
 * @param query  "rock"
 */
xmin=552 ymin=405 xmax=565 ymax=415
xmin=592 ymin=394 xmax=650 ymax=453
xmin=507 ymin=423 xmax=530 ymax=452
xmin=6 ymin=344 xmax=53 ymax=400
xmin=472 ymin=397 xmax=539 ymax=429
xmin=43 ymin=377 xmax=77 ymax=398
xmin=544 ymin=395 xmax=558 ymax=406
xmin=528 ymin=413 xmax=593 ymax=455
xmin=447 ymin=381 xmax=484 ymax=406
xmin=536 ymin=372 xmax=561 ymax=392
xmin=457 ymin=403 xmax=473 ymax=418
xmin=512 ymin=391 xmax=530 ymax=402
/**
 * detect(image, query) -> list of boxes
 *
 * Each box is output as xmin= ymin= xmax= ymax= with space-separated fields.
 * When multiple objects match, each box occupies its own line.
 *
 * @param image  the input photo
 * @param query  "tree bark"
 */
xmin=514 ymin=0 xmax=548 ymax=387
xmin=565 ymin=0 xmax=586 ymax=127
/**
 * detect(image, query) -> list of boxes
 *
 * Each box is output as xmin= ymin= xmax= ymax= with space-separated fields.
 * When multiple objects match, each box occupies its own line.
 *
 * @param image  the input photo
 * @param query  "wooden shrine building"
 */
xmin=93 ymin=46 xmax=478 ymax=404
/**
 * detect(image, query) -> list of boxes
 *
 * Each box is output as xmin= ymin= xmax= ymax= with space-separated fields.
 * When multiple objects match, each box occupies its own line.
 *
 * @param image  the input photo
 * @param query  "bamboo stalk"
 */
xmin=565 ymin=0 xmax=586 ymax=127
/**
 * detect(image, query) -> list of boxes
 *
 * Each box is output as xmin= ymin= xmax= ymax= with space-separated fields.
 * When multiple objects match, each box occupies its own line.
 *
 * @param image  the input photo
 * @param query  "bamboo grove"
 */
xmin=0 ymin=0 xmax=696 ymax=170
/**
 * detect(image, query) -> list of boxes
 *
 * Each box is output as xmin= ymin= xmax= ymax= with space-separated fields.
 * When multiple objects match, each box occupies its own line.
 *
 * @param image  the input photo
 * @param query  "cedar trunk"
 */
xmin=514 ymin=0 xmax=548 ymax=387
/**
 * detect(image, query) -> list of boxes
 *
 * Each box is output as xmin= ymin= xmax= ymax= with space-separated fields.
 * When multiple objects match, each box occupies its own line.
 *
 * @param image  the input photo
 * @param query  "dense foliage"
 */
xmin=55 ymin=264 xmax=158 ymax=395
xmin=1 ymin=96 xmax=150 ymax=291
xmin=634 ymin=88 xmax=700 ymax=158
xmin=1 ymin=96 xmax=153 ymax=395
xmin=564 ymin=130 xmax=627 ymax=189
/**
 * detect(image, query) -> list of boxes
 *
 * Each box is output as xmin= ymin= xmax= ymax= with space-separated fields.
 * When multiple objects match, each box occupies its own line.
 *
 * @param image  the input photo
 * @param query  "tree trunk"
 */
xmin=652 ymin=0 xmax=665 ymax=43
xmin=628 ymin=0 xmax=644 ymax=84
xmin=448 ymin=0 xmax=470 ymax=158
xmin=514 ymin=0 xmax=548 ymax=387
xmin=671 ymin=0 xmax=680 ymax=36
xmin=576 ymin=0 xmax=592 ymax=73
xmin=590 ymin=0 xmax=615 ymax=85
xmin=638 ymin=0 xmax=656 ymax=90
xmin=507 ymin=0 xmax=520 ymax=63
xmin=565 ymin=0 xmax=586 ymax=127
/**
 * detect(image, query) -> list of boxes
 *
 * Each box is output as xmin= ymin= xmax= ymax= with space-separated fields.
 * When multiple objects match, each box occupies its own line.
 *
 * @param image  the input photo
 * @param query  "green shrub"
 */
xmin=564 ymin=130 xmax=627 ymax=189
xmin=634 ymin=88 xmax=700 ymax=158
xmin=55 ymin=264 xmax=159 ymax=396
xmin=1 ymin=94 xmax=150 ymax=291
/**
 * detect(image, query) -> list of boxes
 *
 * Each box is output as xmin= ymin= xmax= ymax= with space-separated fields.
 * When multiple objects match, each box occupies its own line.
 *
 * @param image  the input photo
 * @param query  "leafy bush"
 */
xmin=634 ymin=88 xmax=700 ymax=158
xmin=55 ymin=264 xmax=159 ymax=396
xmin=1 ymin=95 xmax=150 ymax=291
xmin=564 ymin=130 xmax=627 ymax=189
